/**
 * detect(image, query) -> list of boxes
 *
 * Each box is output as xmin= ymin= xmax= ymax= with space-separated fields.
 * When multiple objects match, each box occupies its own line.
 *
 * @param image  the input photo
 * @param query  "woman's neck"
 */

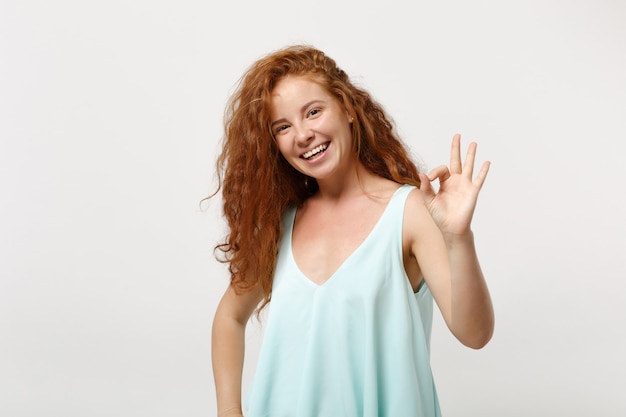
xmin=314 ymin=163 xmax=394 ymax=202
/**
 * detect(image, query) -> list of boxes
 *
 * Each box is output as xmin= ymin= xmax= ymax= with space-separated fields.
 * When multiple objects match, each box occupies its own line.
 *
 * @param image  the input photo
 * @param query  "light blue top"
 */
xmin=245 ymin=185 xmax=441 ymax=417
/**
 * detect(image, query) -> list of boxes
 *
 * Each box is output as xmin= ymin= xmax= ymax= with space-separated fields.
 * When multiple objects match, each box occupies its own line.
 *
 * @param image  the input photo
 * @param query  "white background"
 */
xmin=1 ymin=0 xmax=625 ymax=416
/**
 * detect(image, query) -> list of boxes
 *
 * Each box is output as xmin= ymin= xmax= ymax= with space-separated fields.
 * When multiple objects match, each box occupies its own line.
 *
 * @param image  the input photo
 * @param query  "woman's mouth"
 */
xmin=301 ymin=143 xmax=329 ymax=160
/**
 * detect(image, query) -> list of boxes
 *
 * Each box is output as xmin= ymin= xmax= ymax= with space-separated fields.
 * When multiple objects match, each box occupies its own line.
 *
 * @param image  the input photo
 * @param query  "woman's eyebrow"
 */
xmin=270 ymin=100 xmax=325 ymax=127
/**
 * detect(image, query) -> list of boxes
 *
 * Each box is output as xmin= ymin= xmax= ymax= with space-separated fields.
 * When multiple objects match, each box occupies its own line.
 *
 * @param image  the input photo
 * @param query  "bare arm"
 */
xmin=441 ymin=230 xmax=493 ymax=348
xmin=407 ymin=134 xmax=494 ymax=349
xmin=406 ymin=193 xmax=494 ymax=349
xmin=212 ymin=283 xmax=263 ymax=416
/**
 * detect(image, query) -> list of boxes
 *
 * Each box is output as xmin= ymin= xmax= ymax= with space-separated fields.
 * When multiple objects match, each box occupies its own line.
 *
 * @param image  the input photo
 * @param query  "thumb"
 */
xmin=419 ymin=173 xmax=435 ymax=201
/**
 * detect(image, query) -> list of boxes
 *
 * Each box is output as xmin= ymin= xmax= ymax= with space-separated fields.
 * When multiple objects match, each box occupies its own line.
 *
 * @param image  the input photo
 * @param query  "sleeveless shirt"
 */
xmin=245 ymin=185 xmax=441 ymax=417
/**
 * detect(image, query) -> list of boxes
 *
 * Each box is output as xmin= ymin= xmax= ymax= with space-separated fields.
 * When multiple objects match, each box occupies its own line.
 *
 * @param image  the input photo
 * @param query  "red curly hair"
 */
xmin=214 ymin=45 xmax=422 ymax=310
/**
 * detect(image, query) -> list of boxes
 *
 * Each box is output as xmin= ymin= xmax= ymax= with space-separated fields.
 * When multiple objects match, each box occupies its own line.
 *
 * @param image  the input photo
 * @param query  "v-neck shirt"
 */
xmin=245 ymin=184 xmax=441 ymax=417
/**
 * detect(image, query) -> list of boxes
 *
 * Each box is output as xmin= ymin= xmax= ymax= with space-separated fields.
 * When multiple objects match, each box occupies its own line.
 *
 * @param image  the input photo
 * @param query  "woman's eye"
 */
xmin=275 ymin=125 xmax=289 ymax=134
xmin=308 ymin=108 xmax=321 ymax=117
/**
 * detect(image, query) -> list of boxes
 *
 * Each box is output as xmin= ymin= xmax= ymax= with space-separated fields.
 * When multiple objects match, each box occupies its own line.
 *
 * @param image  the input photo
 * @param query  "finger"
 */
xmin=418 ymin=172 xmax=436 ymax=200
xmin=450 ymin=133 xmax=462 ymax=174
xmin=463 ymin=141 xmax=478 ymax=179
xmin=428 ymin=165 xmax=451 ymax=183
xmin=473 ymin=161 xmax=491 ymax=190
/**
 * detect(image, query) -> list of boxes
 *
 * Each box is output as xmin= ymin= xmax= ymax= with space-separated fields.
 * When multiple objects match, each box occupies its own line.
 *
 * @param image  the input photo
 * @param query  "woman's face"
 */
xmin=269 ymin=75 xmax=354 ymax=182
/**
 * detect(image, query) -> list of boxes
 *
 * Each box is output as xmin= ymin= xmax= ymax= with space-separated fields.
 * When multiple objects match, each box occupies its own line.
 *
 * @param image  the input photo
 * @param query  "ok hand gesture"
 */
xmin=419 ymin=134 xmax=490 ymax=237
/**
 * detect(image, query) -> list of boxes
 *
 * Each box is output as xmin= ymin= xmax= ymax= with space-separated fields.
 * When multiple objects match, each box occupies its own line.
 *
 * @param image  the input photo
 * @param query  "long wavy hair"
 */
xmin=213 ymin=45 xmax=422 ymax=311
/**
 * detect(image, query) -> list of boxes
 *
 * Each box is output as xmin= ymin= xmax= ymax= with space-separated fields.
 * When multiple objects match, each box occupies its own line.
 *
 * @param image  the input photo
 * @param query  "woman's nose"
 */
xmin=294 ymin=124 xmax=314 ymax=146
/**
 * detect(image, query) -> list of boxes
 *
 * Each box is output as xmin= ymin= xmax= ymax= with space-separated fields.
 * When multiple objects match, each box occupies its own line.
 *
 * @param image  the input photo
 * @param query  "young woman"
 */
xmin=211 ymin=45 xmax=494 ymax=417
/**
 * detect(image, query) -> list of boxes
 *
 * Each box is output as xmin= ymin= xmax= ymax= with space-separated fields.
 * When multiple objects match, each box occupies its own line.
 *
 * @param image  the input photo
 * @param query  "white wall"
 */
xmin=1 ymin=0 xmax=625 ymax=416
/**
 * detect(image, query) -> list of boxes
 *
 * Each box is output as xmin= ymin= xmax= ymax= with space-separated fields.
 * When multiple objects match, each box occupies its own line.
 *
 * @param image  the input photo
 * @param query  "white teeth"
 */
xmin=302 ymin=143 xmax=328 ymax=160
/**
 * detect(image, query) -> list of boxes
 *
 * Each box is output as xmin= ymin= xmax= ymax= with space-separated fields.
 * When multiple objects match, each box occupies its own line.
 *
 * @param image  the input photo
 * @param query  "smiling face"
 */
xmin=270 ymin=75 xmax=355 ymax=184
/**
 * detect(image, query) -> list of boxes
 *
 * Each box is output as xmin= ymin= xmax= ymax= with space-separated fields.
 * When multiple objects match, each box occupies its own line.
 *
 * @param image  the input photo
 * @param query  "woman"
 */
xmin=211 ymin=45 xmax=494 ymax=417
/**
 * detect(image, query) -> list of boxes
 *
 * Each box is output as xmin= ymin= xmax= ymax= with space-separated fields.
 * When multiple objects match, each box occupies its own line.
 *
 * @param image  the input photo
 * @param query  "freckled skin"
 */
xmin=270 ymin=76 xmax=356 ymax=189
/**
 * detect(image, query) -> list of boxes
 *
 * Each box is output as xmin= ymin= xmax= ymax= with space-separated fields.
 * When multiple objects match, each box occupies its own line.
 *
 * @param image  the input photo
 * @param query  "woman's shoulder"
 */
xmin=363 ymin=177 xmax=406 ymax=198
xmin=403 ymin=184 xmax=425 ymax=206
xmin=402 ymin=186 xmax=439 ymax=237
